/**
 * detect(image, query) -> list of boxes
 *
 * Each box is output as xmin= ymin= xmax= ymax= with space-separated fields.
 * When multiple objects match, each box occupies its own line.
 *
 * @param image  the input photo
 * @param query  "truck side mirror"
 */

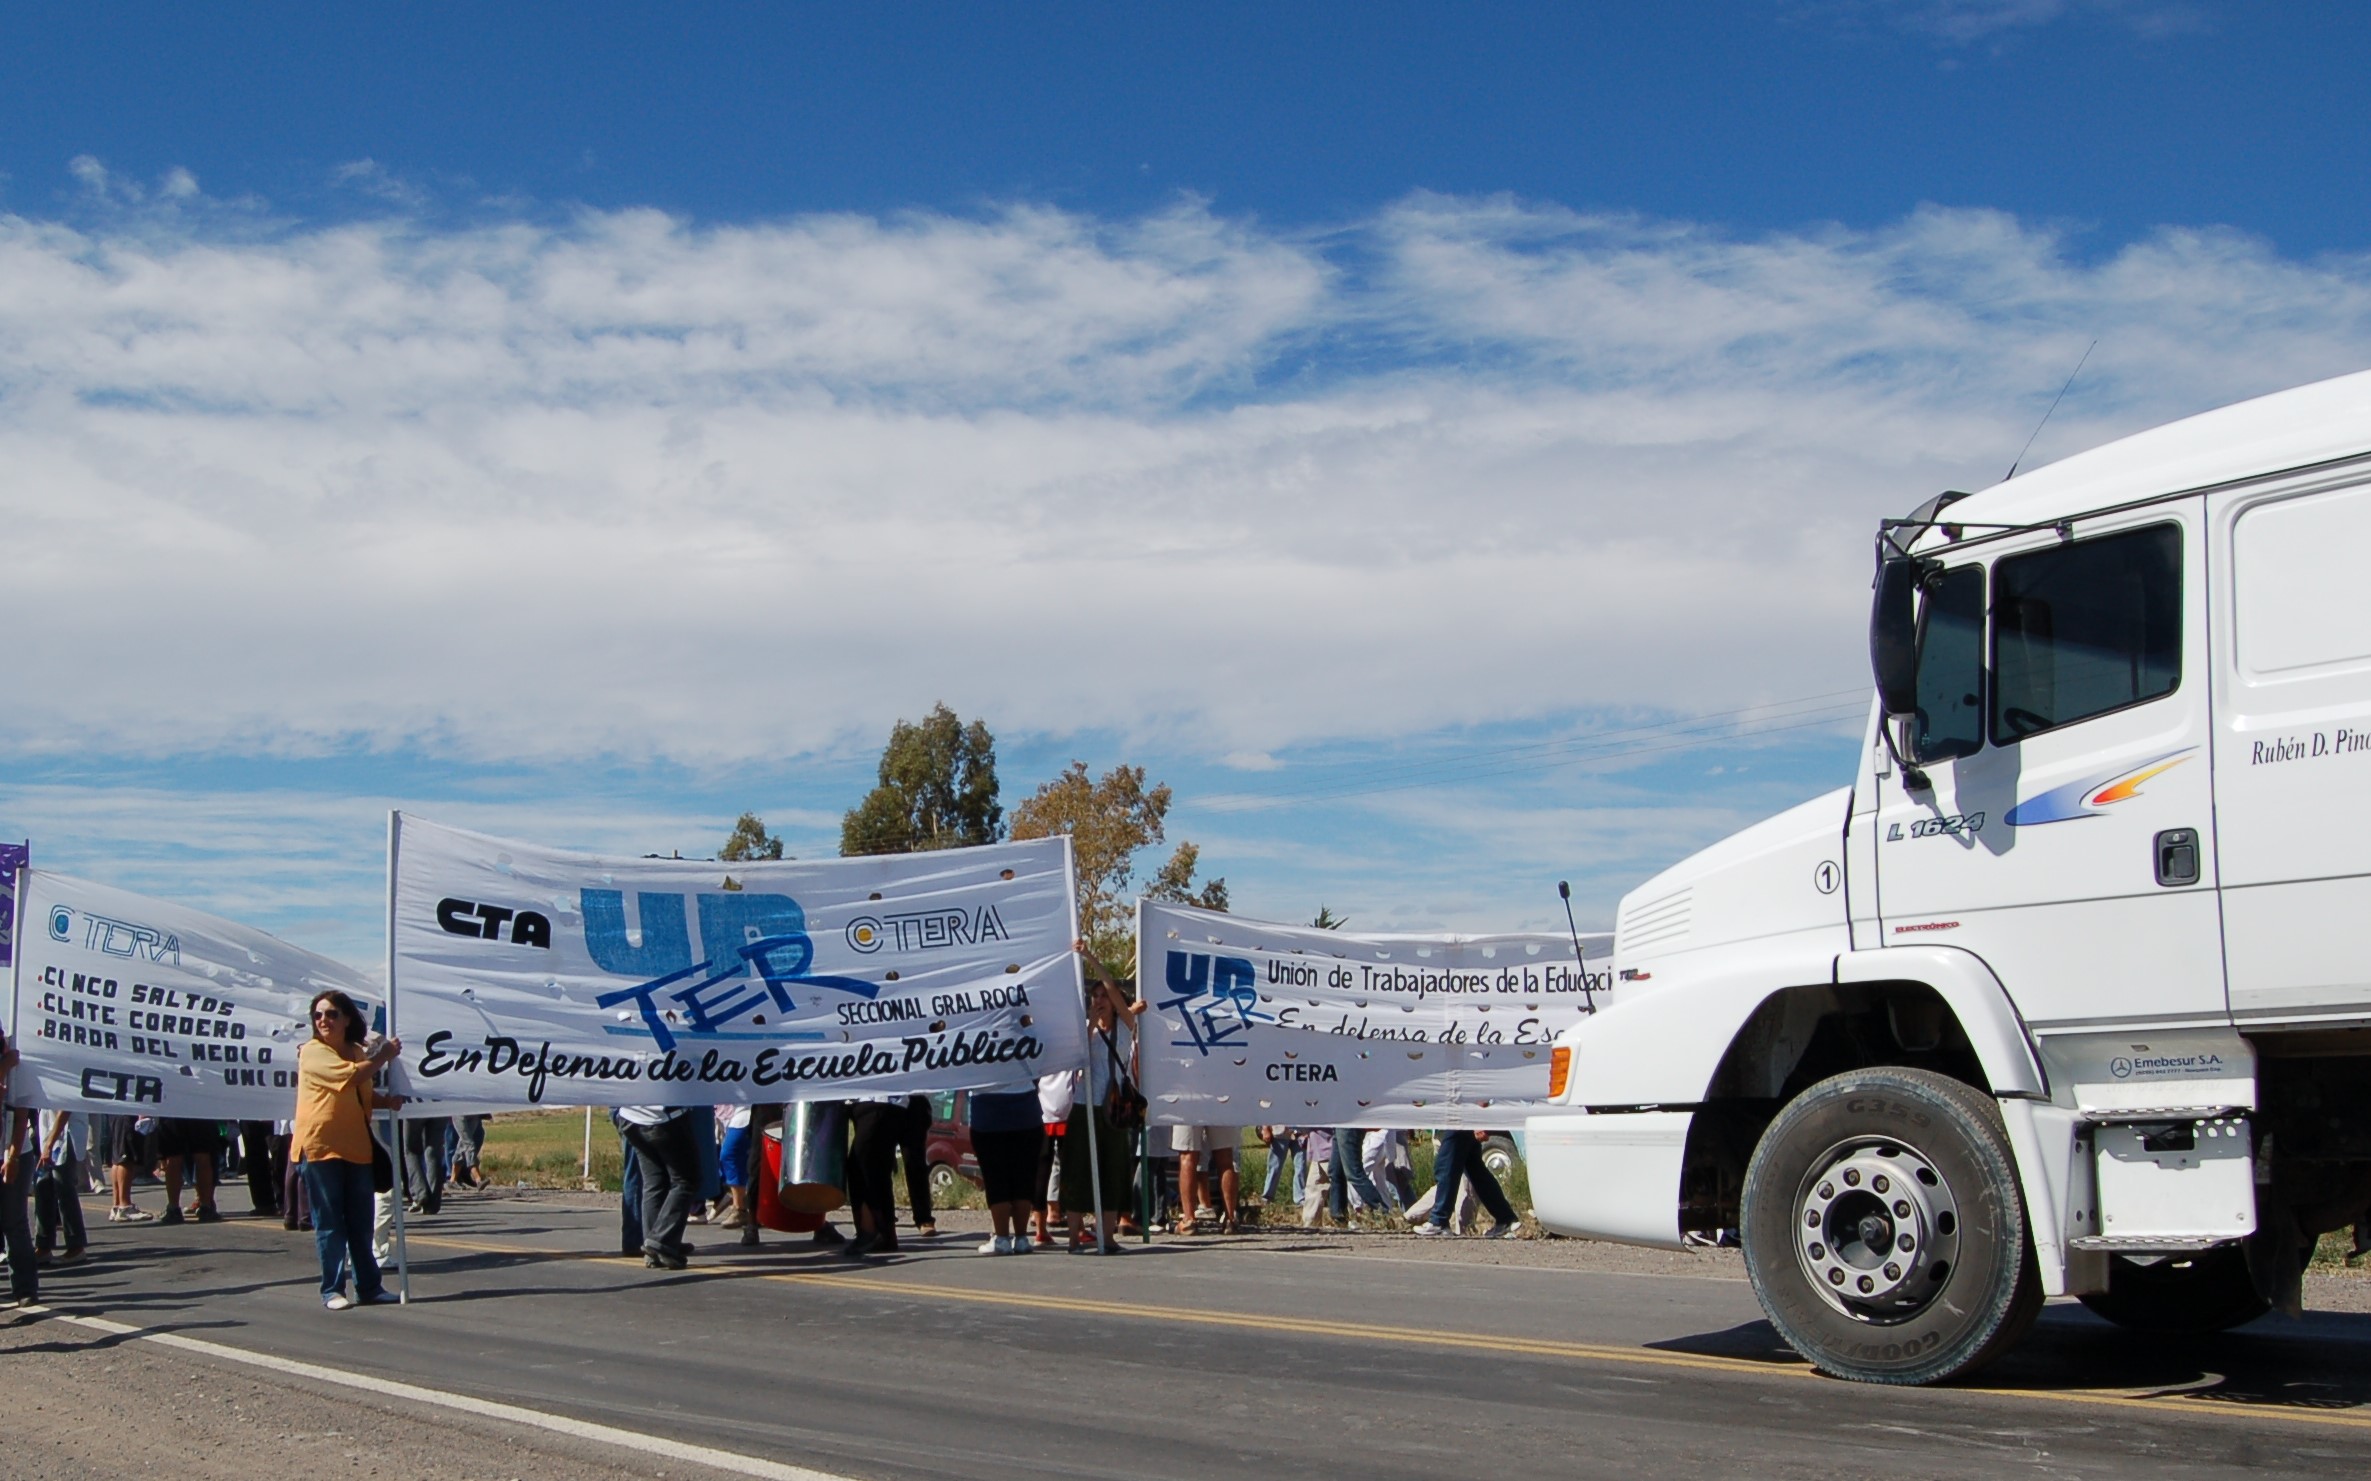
xmin=1870 ymin=558 xmax=1919 ymax=716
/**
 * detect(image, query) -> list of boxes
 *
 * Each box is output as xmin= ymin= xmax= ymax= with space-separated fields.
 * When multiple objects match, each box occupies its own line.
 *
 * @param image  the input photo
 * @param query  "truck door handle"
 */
xmin=2154 ymin=828 xmax=2200 ymax=887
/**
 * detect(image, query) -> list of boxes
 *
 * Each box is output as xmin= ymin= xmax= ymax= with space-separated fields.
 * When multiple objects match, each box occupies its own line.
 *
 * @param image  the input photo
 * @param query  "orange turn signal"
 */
xmin=1548 ymin=1044 xmax=1571 ymax=1099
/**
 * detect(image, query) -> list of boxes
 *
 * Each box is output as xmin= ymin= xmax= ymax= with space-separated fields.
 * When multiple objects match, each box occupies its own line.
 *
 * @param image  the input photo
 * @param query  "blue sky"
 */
xmin=5 ymin=1 xmax=2371 ymax=967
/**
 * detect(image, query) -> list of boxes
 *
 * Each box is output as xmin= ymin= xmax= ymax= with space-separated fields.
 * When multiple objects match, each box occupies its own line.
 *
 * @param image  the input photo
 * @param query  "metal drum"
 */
xmin=778 ymin=1100 xmax=847 ymax=1214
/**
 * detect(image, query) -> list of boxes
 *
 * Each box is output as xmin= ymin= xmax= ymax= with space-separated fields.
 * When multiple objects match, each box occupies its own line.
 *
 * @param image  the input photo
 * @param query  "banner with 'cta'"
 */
xmin=389 ymin=814 xmax=1084 ymax=1110
xmin=9 ymin=870 xmax=380 ymax=1119
xmin=1136 ymin=901 xmax=1612 ymax=1130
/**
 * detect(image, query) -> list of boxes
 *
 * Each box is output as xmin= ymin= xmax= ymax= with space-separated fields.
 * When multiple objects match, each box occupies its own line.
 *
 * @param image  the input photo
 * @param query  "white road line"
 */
xmin=49 ymin=1311 xmax=860 ymax=1481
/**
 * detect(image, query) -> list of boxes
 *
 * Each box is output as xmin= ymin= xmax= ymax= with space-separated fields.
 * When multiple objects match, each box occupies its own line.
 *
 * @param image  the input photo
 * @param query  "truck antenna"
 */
xmin=2004 ymin=339 xmax=2096 ymax=482
xmin=1557 ymin=880 xmax=1597 ymax=1014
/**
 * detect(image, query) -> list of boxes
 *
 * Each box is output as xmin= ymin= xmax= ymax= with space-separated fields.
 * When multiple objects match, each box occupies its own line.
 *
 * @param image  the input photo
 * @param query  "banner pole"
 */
xmin=384 ymin=811 xmax=411 ymax=1305
xmin=6 ymin=858 xmax=27 ymax=1112
xmin=1133 ymin=895 xmax=1151 ymax=1243
xmin=582 ymin=1106 xmax=593 ymax=1182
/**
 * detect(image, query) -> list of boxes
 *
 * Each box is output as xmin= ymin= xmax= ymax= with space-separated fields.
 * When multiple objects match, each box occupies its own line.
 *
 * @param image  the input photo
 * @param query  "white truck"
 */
xmin=1527 ymin=369 xmax=2371 ymax=1384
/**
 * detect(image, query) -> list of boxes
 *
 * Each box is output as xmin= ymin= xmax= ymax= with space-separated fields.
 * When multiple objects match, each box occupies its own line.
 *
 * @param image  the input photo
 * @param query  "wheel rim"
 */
xmin=1792 ymin=1136 xmax=1961 ymax=1323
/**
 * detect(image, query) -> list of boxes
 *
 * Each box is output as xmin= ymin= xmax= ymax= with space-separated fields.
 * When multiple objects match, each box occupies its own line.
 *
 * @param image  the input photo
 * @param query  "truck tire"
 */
xmin=2077 ymin=1246 xmax=2268 ymax=1335
xmin=1741 ymin=1067 xmax=2042 ymax=1385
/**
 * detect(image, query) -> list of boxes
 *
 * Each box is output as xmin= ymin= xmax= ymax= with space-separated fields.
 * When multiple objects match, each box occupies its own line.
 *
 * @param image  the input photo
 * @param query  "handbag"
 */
xmin=1099 ymin=1028 xmax=1147 ymax=1131
xmin=371 ymin=1137 xmax=395 ymax=1194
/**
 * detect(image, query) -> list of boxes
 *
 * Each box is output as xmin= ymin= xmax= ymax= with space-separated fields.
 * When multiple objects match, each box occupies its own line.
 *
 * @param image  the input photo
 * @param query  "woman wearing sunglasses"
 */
xmin=295 ymin=990 xmax=403 ymax=1310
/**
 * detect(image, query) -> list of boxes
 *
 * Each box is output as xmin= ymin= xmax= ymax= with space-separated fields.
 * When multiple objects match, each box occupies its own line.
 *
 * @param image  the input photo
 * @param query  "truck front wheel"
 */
xmin=1741 ymin=1068 xmax=2041 ymax=1385
xmin=2077 ymin=1246 xmax=2268 ymax=1335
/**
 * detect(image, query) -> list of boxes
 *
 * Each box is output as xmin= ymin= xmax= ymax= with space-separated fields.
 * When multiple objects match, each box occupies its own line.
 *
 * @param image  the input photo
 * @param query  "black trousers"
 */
xmin=34 ymin=1151 xmax=87 ymax=1254
xmin=400 ymin=1119 xmax=446 ymax=1212
xmin=1 ymin=1158 xmax=36 ymax=1302
xmin=1034 ymin=1124 xmax=1060 ymax=1210
xmin=844 ymin=1101 xmax=899 ymax=1239
xmin=623 ymin=1114 xmax=702 ymax=1261
xmin=239 ymin=1122 xmax=280 ymax=1215
xmin=897 ymin=1095 xmax=933 ymax=1225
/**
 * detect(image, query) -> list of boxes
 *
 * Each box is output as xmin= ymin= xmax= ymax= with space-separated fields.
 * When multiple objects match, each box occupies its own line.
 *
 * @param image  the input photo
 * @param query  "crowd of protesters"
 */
xmin=0 ymin=972 xmax=1533 ymax=1317
xmin=591 ymin=973 xmax=1528 ymax=1276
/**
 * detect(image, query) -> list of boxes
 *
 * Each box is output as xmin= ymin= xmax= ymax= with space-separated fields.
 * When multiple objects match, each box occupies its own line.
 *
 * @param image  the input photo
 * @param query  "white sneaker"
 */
xmin=1414 ymin=1223 xmax=1447 ymax=1237
xmin=977 ymin=1236 xmax=1008 ymax=1255
xmin=323 ymin=1292 xmax=354 ymax=1311
xmin=1009 ymin=1235 xmax=1033 ymax=1254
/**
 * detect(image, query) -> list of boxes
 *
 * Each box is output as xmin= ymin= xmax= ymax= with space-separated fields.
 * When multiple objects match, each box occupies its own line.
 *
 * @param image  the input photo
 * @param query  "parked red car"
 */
xmin=923 ymin=1090 xmax=981 ymax=1198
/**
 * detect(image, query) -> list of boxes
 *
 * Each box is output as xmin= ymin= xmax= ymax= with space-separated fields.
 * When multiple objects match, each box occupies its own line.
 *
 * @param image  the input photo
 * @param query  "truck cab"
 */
xmin=1527 ymin=369 xmax=2371 ymax=1384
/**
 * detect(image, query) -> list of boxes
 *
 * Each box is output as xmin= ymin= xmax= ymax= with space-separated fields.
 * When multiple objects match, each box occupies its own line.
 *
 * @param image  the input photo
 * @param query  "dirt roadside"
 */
xmin=0 ymin=1309 xmax=707 ymax=1481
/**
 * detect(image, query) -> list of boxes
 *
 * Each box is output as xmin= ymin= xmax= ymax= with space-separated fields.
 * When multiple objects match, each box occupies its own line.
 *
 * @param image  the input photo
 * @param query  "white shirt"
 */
xmin=1037 ymin=1072 xmax=1077 ymax=1123
xmin=39 ymin=1110 xmax=77 ymax=1158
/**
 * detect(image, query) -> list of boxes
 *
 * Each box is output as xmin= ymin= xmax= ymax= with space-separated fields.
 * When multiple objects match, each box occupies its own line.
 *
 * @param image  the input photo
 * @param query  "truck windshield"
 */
xmin=1912 ymin=565 xmax=1986 ymax=763
xmin=1992 ymin=523 xmax=2181 ymax=744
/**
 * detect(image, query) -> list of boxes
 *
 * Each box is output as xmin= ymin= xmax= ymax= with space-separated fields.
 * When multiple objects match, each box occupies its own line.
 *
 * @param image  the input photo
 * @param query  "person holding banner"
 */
xmin=0 ymin=1049 xmax=35 ymax=1308
xmin=967 ymin=1081 xmax=1045 ymax=1256
xmin=1060 ymin=981 xmax=1140 ymax=1254
xmin=295 ymin=990 xmax=405 ymax=1310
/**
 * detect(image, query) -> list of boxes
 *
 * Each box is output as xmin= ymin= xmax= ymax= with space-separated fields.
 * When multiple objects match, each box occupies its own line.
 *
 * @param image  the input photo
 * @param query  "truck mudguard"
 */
xmin=1832 ymin=945 xmax=2048 ymax=1098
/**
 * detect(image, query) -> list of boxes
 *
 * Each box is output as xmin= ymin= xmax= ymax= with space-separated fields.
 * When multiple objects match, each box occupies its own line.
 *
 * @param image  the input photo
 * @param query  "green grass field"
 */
xmin=480 ymin=1109 xmax=623 ymax=1190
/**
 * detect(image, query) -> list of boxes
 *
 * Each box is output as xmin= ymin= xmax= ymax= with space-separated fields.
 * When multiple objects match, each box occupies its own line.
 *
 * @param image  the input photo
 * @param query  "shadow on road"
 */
xmin=1651 ymin=1301 xmax=2371 ymax=1415
xmin=1974 ymin=1304 xmax=2371 ymax=1411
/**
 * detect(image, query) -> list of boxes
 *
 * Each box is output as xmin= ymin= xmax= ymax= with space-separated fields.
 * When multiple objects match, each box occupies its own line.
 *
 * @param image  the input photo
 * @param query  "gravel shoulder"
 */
xmin=0 ymin=1307 xmax=701 ymax=1481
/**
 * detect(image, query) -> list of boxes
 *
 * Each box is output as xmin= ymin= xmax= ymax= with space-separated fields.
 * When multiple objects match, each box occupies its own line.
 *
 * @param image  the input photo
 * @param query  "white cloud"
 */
xmin=1800 ymin=0 xmax=2212 ymax=45
xmin=329 ymin=158 xmax=428 ymax=210
xmin=4 ymin=183 xmax=2370 ymax=778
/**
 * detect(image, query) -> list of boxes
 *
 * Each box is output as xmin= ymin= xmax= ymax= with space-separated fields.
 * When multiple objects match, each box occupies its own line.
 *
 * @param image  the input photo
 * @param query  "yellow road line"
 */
xmin=399 ymin=1233 xmax=2371 ymax=1434
xmin=401 ymin=1232 xmax=1774 ymax=1376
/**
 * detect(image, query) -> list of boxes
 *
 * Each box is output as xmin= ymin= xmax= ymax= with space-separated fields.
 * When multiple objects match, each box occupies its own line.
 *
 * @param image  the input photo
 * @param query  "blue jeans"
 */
xmin=1427 ymin=1131 xmax=1515 ymax=1230
xmin=1260 ymin=1141 xmax=1302 ymax=1201
xmin=301 ymin=1158 xmax=384 ymax=1300
xmin=695 ymin=1113 xmax=722 ymax=1204
xmin=615 ymin=1121 xmax=644 ymax=1254
xmin=1329 ymin=1129 xmax=1389 ymax=1219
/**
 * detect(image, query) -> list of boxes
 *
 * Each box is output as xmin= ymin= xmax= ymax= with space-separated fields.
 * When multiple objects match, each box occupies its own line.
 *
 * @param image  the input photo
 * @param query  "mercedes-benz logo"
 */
xmin=2109 ymin=1055 xmax=2133 ymax=1079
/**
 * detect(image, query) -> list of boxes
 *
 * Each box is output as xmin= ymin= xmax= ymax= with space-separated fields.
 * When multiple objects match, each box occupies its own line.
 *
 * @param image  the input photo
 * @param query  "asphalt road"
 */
xmin=18 ymin=1196 xmax=2371 ymax=1480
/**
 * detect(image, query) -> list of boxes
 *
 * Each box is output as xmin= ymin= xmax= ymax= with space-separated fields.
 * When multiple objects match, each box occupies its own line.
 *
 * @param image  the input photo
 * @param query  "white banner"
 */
xmin=390 ymin=814 xmax=1085 ymax=1110
xmin=1137 ymin=901 xmax=1612 ymax=1129
xmin=8 ymin=870 xmax=380 ymax=1119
